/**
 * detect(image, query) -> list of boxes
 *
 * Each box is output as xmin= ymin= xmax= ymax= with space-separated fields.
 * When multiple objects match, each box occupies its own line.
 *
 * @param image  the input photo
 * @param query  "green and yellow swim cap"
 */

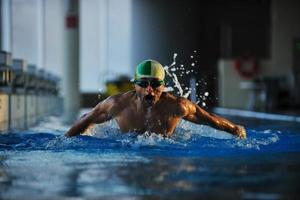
xmin=134 ymin=59 xmax=165 ymax=81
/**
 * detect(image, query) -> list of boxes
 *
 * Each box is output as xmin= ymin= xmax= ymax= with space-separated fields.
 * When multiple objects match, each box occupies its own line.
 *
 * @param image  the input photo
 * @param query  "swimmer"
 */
xmin=65 ymin=59 xmax=246 ymax=139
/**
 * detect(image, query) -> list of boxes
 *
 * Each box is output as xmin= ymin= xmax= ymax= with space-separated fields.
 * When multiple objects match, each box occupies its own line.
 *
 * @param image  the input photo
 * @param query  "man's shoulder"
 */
xmin=161 ymin=92 xmax=190 ymax=104
xmin=98 ymin=90 xmax=135 ymax=108
xmin=161 ymin=92 xmax=176 ymax=100
xmin=111 ymin=90 xmax=137 ymax=109
xmin=96 ymin=91 xmax=135 ymax=116
xmin=160 ymin=92 xmax=192 ymax=114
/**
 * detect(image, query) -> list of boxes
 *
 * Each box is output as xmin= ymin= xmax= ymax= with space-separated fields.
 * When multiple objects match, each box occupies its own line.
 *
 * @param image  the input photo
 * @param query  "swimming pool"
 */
xmin=1 ymin=111 xmax=300 ymax=199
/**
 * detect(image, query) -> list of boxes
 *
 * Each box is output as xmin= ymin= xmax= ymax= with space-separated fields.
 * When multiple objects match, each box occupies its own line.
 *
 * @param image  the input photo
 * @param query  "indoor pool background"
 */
xmin=1 ymin=111 xmax=300 ymax=199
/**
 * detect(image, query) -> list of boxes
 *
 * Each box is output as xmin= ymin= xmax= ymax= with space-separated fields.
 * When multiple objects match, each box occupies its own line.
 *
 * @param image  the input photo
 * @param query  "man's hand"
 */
xmin=236 ymin=125 xmax=247 ymax=139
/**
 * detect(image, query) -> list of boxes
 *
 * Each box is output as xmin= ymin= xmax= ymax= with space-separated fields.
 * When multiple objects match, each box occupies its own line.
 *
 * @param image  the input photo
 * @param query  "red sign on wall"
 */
xmin=66 ymin=15 xmax=78 ymax=28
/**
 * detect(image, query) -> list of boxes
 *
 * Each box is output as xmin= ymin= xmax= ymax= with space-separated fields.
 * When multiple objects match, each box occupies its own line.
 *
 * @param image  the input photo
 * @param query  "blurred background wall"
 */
xmin=1 ymin=0 xmax=300 ymax=121
xmin=131 ymin=0 xmax=270 ymax=108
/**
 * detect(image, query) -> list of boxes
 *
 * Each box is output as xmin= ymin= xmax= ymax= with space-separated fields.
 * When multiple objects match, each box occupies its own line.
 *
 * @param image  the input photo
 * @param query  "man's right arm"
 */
xmin=64 ymin=97 xmax=114 ymax=137
xmin=181 ymin=98 xmax=247 ymax=139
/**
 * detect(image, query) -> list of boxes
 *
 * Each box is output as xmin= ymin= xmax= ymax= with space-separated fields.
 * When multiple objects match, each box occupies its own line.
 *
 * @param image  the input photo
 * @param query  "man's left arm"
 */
xmin=182 ymin=99 xmax=246 ymax=139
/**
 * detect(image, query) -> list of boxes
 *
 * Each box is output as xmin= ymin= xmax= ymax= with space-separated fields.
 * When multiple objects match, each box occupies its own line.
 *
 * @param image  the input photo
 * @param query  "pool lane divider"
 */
xmin=0 ymin=50 xmax=62 ymax=132
xmin=214 ymin=107 xmax=300 ymax=123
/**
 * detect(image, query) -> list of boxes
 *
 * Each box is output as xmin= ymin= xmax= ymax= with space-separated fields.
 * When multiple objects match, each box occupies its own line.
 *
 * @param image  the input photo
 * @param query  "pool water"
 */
xmin=1 ymin=113 xmax=300 ymax=199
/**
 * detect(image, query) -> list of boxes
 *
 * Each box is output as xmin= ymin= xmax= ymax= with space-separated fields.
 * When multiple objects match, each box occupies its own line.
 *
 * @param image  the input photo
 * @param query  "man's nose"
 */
xmin=146 ymin=85 xmax=153 ymax=93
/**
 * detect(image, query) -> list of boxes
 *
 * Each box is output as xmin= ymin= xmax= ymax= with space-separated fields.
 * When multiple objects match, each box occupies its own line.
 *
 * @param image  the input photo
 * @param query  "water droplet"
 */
xmin=190 ymin=56 xmax=194 ymax=58
xmin=202 ymin=102 xmax=206 ymax=107
xmin=191 ymin=63 xmax=195 ymax=66
xmin=204 ymin=92 xmax=209 ymax=96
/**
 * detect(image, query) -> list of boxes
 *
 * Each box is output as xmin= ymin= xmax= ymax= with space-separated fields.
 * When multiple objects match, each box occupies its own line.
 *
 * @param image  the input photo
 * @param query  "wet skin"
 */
xmin=65 ymin=80 xmax=246 ymax=138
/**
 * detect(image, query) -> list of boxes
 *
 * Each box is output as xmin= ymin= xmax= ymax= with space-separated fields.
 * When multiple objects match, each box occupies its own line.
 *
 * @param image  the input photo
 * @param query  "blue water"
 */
xmin=1 ymin=114 xmax=300 ymax=199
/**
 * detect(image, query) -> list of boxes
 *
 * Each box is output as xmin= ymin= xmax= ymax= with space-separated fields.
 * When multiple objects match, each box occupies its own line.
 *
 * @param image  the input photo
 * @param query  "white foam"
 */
xmin=29 ymin=116 xmax=69 ymax=134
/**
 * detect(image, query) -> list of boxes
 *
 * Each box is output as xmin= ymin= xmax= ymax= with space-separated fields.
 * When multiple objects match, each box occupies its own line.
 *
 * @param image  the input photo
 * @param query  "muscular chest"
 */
xmin=114 ymin=107 xmax=181 ymax=136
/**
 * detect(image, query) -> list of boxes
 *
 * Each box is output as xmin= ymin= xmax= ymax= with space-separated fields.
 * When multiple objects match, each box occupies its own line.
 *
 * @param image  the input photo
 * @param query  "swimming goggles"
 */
xmin=134 ymin=79 xmax=164 ymax=88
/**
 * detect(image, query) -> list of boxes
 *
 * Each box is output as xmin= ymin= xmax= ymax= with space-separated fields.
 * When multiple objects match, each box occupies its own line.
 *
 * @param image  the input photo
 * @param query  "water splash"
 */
xmin=1 ymin=119 xmax=288 ymax=155
xmin=163 ymin=52 xmax=209 ymax=107
xmin=3 ymin=113 xmax=296 ymax=156
xmin=164 ymin=53 xmax=194 ymax=98
xmin=164 ymin=53 xmax=184 ymax=96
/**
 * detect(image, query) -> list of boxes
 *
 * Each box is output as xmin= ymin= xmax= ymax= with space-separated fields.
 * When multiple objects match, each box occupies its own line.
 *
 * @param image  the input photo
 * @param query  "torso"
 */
xmin=109 ymin=91 xmax=186 ymax=136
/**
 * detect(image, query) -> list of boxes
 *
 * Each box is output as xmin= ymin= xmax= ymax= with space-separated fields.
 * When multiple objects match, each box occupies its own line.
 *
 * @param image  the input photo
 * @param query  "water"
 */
xmin=1 ymin=114 xmax=300 ymax=199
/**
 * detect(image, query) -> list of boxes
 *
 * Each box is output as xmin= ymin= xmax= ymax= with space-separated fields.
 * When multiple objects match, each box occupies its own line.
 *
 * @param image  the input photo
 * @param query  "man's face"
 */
xmin=134 ymin=78 xmax=164 ymax=107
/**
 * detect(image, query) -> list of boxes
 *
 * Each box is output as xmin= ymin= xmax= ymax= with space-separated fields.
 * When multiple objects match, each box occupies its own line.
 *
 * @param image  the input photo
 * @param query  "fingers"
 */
xmin=237 ymin=125 xmax=247 ymax=139
xmin=239 ymin=132 xmax=246 ymax=139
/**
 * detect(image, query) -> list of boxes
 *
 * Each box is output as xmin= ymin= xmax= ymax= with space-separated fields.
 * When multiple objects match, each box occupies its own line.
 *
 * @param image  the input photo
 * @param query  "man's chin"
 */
xmin=144 ymin=99 xmax=155 ymax=107
xmin=143 ymin=95 xmax=156 ymax=107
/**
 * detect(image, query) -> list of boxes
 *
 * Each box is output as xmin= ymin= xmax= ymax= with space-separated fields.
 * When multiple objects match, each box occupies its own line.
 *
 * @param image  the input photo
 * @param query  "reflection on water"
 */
xmin=0 ymin=155 xmax=12 ymax=195
xmin=1 ymin=151 xmax=300 ymax=199
xmin=0 ymin=115 xmax=300 ymax=199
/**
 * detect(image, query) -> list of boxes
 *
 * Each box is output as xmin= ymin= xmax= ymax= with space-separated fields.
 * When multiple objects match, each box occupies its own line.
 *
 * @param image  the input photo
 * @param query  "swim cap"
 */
xmin=134 ymin=59 xmax=165 ymax=81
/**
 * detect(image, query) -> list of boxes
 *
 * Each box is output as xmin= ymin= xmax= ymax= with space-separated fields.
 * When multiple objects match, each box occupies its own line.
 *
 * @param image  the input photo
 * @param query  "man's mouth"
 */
xmin=144 ymin=94 xmax=155 ymax=103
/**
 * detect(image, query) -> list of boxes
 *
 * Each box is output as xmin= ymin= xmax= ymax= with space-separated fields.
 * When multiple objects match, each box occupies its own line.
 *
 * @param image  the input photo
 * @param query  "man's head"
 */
xmin=133 ymin=59 xmax=165 ymax=107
